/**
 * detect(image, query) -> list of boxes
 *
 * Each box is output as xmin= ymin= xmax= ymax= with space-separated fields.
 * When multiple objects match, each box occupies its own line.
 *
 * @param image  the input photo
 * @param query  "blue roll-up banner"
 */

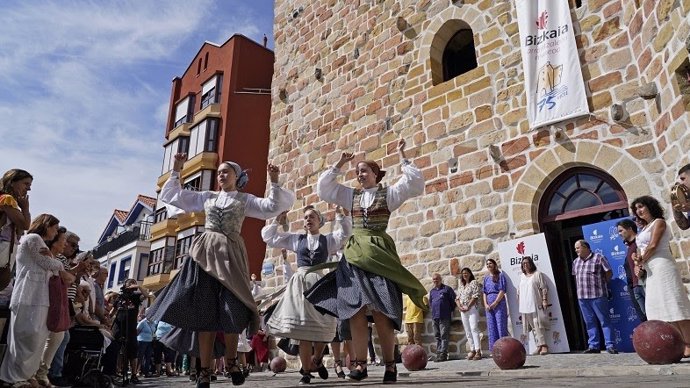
xmin=581 ymin=218 xmax=642 ymax=352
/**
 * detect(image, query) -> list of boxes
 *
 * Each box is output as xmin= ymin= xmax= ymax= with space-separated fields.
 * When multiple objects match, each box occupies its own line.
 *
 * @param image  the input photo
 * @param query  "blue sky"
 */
xmin=0 ymin=0 xmax=275 ymax=249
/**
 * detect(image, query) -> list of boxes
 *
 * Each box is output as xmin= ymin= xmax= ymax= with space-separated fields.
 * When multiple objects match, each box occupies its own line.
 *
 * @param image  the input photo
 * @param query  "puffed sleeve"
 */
xmin=160 ymin=171 xmax=212 ymax=214
xmin=261 ymin=222 xmax=300 ymax=251
xmin=18 ymin=234 xmax=63 ymax=272
xmin=0 ymin=194 xmax=19 ymax=209
xmin=386 ymin=162 xmax=425 ymax=211
xmin=326 ymin=214 xmax=352 ymax=254
xmin=244 ymin=183 xmax=296 ymax=220
xmin=316 ymin=166 xmax=354 ymax=210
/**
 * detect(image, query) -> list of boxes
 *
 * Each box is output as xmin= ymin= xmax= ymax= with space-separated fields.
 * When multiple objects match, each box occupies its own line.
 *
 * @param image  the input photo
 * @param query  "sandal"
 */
xmin=467 ymin=350 xmax=476 ymax=360
xmin=383 ymin=361 xmax=397 ymax=384
xmin=473 ymin=350 xmax=482 ymax=360
xmin=196 ymin=368 xmax=211 ymax=388
xmin=540 ymin=346 xmax=549 ymax=355
xmin=226 ymin=357 xmax=246 ymax=386
xmin=334 ymin=360 xmax=346 ymax=379
xmin=347 ymin=360 xmax=368 ymax=382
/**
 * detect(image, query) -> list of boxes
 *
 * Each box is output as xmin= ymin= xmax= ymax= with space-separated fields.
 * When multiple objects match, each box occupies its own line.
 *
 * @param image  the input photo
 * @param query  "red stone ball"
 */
xmin=492 ymin=337 xmax=526 ymax=370
xmin=633 ymin=320 xmax=684 ymax=364
xmin=401 ymin=344 xmax=428 ymax=371
xmin=270 ymin=356 xmax=287 ymax=373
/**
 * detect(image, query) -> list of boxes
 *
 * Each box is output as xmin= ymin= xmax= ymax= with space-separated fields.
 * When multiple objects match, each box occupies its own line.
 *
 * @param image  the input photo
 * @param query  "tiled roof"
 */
xmin=113 ymin=210 xmax=129 ymax=223
xmin=137 ymin=194 xmax=156 ymax=209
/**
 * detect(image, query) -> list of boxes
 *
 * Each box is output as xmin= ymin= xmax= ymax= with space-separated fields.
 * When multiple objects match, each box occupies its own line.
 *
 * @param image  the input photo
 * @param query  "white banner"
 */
xmin=498 ymin=233 xmax=571 ymax=353
xmin=515 ymin=0 xmax=589 ymax=128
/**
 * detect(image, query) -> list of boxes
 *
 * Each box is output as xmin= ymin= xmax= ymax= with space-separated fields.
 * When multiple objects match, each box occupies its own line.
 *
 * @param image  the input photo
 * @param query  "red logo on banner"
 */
xmin=536 ymin=11 xmax=548 ymax=30
xmin=516 ymin=241 xmax=526 ymax=255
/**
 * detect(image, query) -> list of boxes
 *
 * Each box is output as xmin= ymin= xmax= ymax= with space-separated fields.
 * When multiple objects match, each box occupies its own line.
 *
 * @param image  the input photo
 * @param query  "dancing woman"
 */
xmin=262 ymin=206 xmax=351 ymax=384
xmin=306 ymin=139 xmax=427 ymax=384
xmin=147 ymin=153 xmax=294 ymax=387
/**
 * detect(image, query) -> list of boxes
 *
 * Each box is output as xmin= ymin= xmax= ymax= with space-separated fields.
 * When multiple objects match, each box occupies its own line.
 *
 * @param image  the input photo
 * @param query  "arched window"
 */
xmin=538 ymin=168 xmax=628 ymax=222
xmin=442 ymin=29 xmax=477 ymax=83
xmin=430 ymin=19 xmax=478 ymax=85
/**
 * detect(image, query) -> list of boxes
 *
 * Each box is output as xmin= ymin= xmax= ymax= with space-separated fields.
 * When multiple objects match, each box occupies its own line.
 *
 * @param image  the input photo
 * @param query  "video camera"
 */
xmin=115 ymin=284 xmax=142 ymax=309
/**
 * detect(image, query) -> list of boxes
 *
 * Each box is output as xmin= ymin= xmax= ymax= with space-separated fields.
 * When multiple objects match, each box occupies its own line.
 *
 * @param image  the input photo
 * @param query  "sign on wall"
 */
xmin=498 ymin=233 xmax=571 ymax=353
xmin=515 ymin=0 xmax=590 ymax=128
xmin=581 ymin=218 xmax=642 ymax=353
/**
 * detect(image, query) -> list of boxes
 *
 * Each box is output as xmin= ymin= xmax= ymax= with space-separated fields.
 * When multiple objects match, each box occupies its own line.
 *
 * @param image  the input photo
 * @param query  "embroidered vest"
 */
xmin=352 ymin=185 xmax=390 ymax=231
xmin=204 ymin=193 xmax=247 ymax=236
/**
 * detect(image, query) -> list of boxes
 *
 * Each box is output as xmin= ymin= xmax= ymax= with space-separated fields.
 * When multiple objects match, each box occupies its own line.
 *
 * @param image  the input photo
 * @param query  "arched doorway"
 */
xmin=539 ymin=167 xmax=630 ymax=350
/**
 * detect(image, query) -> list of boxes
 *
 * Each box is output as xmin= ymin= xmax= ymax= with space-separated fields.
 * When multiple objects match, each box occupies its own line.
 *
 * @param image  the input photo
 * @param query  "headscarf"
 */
xmin=360 ymin=160 xmax=386 ymax=183
xmin=303 ymin=205 xmax=325 ymax=227
xmin=220 ymin=161 xmax=249 ymax=190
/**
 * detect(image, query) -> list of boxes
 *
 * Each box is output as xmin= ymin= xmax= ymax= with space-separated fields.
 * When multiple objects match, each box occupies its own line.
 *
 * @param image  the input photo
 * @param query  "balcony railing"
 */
xmin=92 ymin=221 xmax=152 ymax=258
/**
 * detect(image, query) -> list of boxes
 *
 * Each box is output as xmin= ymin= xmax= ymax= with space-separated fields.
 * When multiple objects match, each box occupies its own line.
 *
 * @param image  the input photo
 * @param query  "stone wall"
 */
xmin=266 ymin=0 xmax=690 ymax=358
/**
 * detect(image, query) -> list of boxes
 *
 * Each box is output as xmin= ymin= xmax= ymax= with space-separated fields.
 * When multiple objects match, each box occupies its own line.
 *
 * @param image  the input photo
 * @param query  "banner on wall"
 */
xmin=498 ymin=233 xmax=571 ymax=353
xmin=515 ymin=0 xmax=590 ymax=128
xmin=581 ymin=218 xmax=642 ymax=353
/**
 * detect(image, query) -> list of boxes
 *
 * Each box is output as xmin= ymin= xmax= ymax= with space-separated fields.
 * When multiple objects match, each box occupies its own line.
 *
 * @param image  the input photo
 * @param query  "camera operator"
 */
xmin=112 ymin=278 xmax=151 ymax=383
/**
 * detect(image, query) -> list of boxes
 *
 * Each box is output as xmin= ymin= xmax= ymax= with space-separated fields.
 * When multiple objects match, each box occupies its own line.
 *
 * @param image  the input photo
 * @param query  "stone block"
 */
xmin=457 ymin=227 xmax=482 ymax=241
xmin=431 ymin=231 xmax=457 ymax=248
xmin=420 ymin=220 xmax=443 ymax=237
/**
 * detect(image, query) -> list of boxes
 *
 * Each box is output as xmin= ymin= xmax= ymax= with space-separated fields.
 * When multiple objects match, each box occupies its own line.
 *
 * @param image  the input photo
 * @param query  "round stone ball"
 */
xmin=270 ymin=356 xmax=287 ymax=373
xmin=492 ymin=337 xmax=526 ymax=370
xmin=633 ymin=320 xmax=684 ymax=364
xmin=401 ymin=344 xmax=428 ymax=371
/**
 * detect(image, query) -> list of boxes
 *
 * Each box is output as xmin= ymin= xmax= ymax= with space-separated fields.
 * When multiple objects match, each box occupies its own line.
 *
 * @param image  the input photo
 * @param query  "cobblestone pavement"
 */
xmin=129 ymin=352 xmax=690 ymax=388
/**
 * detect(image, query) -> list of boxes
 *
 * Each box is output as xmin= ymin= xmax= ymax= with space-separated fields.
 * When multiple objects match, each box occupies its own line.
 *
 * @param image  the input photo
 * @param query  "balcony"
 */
xmin=92 ymin=221 xmax=151 ymax=258
xmin=192 ymin=101 xmax=221 ymax=126
xmin=150 ymin=218 xmax=178 ymax=240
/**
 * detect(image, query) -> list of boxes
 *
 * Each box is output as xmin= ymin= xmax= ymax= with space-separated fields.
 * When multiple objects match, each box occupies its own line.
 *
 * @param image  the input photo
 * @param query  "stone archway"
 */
xmin=509 ymin=140 xmax=652 ymax=236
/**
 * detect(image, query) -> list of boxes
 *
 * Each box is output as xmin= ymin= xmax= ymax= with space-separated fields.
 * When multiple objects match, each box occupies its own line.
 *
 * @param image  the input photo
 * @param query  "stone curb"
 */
xmin=398 ymin=364 xmax=690 ymax=379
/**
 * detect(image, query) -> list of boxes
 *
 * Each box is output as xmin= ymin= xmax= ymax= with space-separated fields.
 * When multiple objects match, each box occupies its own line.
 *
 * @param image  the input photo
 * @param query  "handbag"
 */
xmin=47 ymin=275 xmax=71 ymax=332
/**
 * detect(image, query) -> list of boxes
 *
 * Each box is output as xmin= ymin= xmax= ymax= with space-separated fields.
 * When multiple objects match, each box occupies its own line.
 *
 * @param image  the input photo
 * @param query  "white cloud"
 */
xmin=0 ymin=0 xmax=267 ymax=249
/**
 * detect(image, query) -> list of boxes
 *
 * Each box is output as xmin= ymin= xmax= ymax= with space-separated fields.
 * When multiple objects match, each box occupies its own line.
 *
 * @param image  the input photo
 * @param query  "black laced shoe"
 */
xmin=226 ymin=357 xmax=246 ymax=386
xmin=383 ymin=361 xmax=397 ymax=384
xmin=298 ymin=369 xmax=313 ymax=385
xmin=313 ymin=357 xmax=328 ymax=380
xmin=334 ymin=360 xmax=346 ymax=379
xmin=347 ymin=360 xmax=368 ymax=382
xmin=196 ymin=368 xmax=211 ymax=388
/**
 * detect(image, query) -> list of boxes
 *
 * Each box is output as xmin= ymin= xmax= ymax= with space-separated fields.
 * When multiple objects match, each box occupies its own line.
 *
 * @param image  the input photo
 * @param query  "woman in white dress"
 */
xmin=631 ymin=195 xmax=690 ymax=357
xmin=262 ymin=205 xmax=351 ymax=384
xmin=517 ymin=256 xmax=550 ymax=356
xmin=0 ymin=214 xmax=73 ymax=387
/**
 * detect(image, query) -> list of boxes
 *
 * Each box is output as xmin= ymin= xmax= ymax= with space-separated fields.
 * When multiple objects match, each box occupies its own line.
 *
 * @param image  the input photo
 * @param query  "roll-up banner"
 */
xmin=498 ymin=233 xmax=571 ymax=353
xmin=515 ymin=0 xmax=590 ymax=128
xmin=582 ymin=218 xmax=642 ymax=352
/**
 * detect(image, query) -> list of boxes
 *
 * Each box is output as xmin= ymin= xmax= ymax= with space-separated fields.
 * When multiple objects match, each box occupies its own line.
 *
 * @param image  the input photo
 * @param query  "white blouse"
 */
xmin=316 ymin=163 xmax=424 ymax=212
xmin=161 ymin=171 xmax=295 ymax=219
xmin=11 ymin=234 xmax=64 ymax=308
xmin=261 ymin=214 xmax=352 ymax=255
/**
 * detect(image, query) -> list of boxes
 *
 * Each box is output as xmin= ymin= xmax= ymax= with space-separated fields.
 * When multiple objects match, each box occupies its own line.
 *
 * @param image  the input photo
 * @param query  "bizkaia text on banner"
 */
xmin=498 ymin=233 xmax=571 ymax=354
xmin=515 ymin=0 xmax=590 ymax=129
